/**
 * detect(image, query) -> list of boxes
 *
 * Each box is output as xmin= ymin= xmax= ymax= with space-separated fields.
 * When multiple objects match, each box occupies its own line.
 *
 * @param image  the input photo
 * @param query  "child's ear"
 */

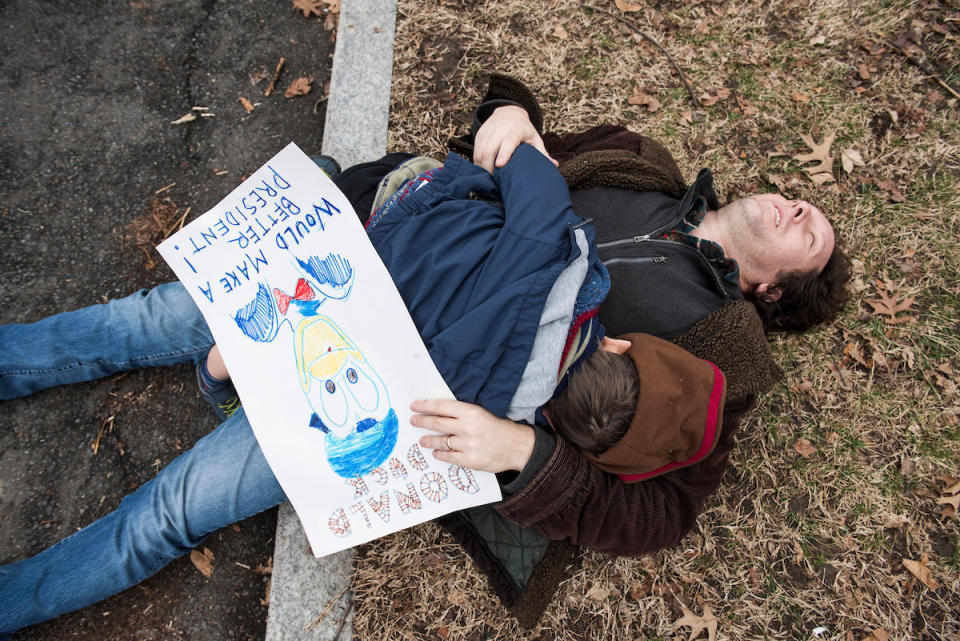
xmin=599 ymin=336 xmax=631 ymax=354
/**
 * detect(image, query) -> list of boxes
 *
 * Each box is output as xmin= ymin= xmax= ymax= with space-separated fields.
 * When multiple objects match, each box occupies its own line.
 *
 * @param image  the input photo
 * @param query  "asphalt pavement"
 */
xmin=0 ymin=1 xmax=334 ymax=638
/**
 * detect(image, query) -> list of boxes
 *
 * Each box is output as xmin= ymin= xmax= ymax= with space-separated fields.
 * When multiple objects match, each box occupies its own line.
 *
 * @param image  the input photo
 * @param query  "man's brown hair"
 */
xmin=546 ymin=348 xmax=638 ymax=455
xmin=748 ymin=241 xmax=852 ymax=333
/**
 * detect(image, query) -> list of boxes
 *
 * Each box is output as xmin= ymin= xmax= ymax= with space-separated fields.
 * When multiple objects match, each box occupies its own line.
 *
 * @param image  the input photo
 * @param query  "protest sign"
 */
xmin=157 ymin=143 xmax=501 ymax=556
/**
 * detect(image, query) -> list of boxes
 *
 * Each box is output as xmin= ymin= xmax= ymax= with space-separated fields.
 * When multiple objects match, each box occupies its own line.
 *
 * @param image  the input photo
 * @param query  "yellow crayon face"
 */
xmin=294 ymin=316 xmax=390 ymax=437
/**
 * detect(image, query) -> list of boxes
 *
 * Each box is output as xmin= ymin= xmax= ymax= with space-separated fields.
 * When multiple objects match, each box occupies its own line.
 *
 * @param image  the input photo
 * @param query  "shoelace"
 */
xmin=218 ymin=397 xmax=242 ymax=418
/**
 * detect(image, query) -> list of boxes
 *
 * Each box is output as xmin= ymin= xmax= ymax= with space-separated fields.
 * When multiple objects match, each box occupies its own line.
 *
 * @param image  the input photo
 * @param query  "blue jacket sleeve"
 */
xmin=490 ymin=143 xmax=581 ymax=241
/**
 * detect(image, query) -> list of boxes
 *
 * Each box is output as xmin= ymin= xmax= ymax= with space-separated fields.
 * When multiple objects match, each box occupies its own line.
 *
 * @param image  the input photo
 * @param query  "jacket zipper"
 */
xmin=598 ymin=235 xmax=731 ymax=298
xmin=603 ymin=256 xmax=666 ymax=266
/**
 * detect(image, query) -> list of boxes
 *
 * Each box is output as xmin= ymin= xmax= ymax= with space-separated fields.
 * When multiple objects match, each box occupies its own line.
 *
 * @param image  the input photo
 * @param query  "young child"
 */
xmin=546 ymin=332 xmax=727 ymax=482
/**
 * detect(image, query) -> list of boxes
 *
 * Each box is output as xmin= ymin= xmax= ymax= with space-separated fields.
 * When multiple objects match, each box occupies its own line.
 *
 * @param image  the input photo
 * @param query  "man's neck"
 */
xmin=688 ymin=209 xmax=725 ymax=247
xmin=684 ymin=210 xmax=750 ymax=294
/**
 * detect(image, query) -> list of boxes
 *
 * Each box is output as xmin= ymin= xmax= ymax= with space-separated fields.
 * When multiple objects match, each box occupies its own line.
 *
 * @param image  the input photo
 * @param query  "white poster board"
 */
xmin=157 ymin=143 xmax=501 ymax=556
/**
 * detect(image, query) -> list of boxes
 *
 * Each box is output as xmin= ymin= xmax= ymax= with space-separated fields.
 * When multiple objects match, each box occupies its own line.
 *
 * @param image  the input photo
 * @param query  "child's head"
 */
xmin=546 ymin=333 xmax=728 ymax=482
xmin=545 ymin=343 xmax=638 ymax=455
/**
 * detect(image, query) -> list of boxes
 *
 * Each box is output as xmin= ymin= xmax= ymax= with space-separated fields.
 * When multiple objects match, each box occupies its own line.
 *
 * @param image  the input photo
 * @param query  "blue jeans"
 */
xmin=0 ymin=283 xmax=287 ymax=634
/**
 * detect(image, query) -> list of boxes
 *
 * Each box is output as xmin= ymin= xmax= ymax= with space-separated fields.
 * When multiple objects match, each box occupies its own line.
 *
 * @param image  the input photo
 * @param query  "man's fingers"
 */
xmin=430 ymin=447 xmax=466 ymax=466
xmin=410 ymin=398 xmax=467 ymax=417
xmin=410 ymin=412 xmax=456 ymax=434
xmin=418 ymin=433 xmax=453 ymax=451
xmin=474 ymin=146 xmax=496 ymax=173
xmin=530 ymin=137 xmax=559 ymax=167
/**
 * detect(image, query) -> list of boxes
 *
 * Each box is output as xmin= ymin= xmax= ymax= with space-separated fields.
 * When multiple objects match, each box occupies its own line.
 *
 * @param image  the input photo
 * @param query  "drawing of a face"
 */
xmin=294 ymin=316 xmax=397 ymax=478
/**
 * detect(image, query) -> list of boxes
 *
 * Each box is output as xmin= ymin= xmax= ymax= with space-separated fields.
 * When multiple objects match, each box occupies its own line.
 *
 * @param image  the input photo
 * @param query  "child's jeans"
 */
xmin=0 ymin=283 xmax=287 ymax=634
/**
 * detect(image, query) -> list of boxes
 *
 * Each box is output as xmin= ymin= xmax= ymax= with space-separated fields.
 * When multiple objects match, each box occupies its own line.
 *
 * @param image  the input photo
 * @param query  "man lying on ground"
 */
xmin=0 ymin=140 xmax=725 ymax=634
xmin=0 ymin=73 xmax=851 ymax=633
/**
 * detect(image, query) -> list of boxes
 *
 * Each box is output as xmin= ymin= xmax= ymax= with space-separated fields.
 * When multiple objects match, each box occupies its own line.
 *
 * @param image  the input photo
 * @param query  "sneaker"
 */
xmin=195 ymin=362 xmax=242 ymax=422
xmin=310 ymin=154 xmax=341 ymax=179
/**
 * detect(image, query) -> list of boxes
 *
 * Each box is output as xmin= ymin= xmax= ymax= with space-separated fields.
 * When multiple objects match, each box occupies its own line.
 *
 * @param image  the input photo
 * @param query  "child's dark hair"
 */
xmin=545 ymin=348 xmax=638 ymax=455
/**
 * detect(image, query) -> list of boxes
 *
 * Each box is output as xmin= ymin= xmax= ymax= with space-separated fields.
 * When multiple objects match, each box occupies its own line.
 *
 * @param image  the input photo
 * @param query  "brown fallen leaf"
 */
xmin=876 ymin=179 xmax=906 ymax=203
xmin=238 ymin=96 xmax=255 ymax=113
xmin=929 ymin=369 xmax=958 ymax=397
xmin=674 ymin=604 xmax=718 ymax=641
xmin=553 ymin=23 xmax=569 ymax=39
xmin=254 ymin=556 xmax=273 ymax=575
xmin=857 ymin=63 xmax=872 ymax=81
xmin=902 ymin=554 xmax=939 ymax=590
xmin=937 ymin=477 xmax=960 ymax=517
xmin=792 ymin=91 xmax=811 ymax=103
xmin=628 ymin=579 xmax=652 ymax=599
xmin=292 ymin=0 xmax=324 ymax=18
xmin=436 ymin=625 xmax=451 ymax=640
xmin=736 ymin=95 xmax=759 ymax=115
xmin=940 ymin=476 xmax=960 ymax=495
xmin=793 ymin=438 xmax=817 ymax=458
xmin=841 ymin=148 xmax=865 ymax=173
xmin=628 ymin=90 xmax=662 ymax=112
xmin=865 ymin=291 xmax=916 ymax=324
xmin=863 ymin=629 xmax=890 ymax=641
xmin=614 ymin=0 xmax=645 ymax=11
xmin=284 ymin=75 xmax=313 ymax=98
xmin=843 ymin=341 xmax=871 ymax=368
xmin=794 ymin=132 xmax=836 ymax=177
xmin=894 ymin=28 xmax=923 ymax=54
xmin=190 ymin=547 xmax=214 ymax=578
xmin=809 ymin=172 xmax=835 ymax=185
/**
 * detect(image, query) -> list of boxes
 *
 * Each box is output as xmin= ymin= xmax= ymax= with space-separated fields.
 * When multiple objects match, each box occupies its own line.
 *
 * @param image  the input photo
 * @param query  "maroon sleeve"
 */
xmin=496 ymin=396 xmax=754 ymax=556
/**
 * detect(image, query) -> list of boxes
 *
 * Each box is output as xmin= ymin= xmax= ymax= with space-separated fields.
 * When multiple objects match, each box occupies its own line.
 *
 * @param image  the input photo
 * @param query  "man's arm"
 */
xmin=412 ymin=394 xmax=752 ymax=556
xmin=496 ymin=396 xmax=753 ymax=555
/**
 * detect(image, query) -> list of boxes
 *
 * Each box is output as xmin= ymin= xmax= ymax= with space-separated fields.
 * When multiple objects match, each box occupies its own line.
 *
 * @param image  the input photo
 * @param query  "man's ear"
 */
xmin=754 ymin=283 xmax=782 ymax=302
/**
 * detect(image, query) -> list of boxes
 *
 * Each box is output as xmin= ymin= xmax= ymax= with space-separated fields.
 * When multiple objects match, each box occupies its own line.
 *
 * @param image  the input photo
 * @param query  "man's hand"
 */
xmin=473 ymin=105 xmax=557 ymax=173
xmin=410 ymin=398 xmax=535 ymax=473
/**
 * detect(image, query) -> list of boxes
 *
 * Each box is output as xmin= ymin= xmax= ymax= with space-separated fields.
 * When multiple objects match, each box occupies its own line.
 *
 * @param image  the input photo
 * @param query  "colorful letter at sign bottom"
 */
xmin=295 ymin=315 xmax=398 ymax=478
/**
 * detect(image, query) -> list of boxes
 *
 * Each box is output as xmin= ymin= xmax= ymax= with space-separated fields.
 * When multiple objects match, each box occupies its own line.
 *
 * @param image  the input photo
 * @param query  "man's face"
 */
xmin=718 ymin=194 xmax=835 ymax=300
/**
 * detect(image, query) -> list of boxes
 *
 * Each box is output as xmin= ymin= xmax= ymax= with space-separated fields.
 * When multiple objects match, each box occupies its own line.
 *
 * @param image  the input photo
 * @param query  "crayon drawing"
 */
xmin=297 ymin=316 xmax=397 ymax=477
xmin=232 ymin=251 xmax=396 ymax=478
xmin=234 ymin=252 xmax=354 ymax=343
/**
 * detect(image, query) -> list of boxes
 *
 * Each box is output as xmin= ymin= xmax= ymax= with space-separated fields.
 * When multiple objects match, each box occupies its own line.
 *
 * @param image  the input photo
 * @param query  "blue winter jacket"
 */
xmin=365 ymin=144 xmax=601 ymax=418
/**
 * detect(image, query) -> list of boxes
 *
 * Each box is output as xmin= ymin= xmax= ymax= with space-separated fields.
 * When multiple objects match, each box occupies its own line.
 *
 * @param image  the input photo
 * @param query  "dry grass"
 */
xmin=354 ymin=0 xmax=960 ymax=639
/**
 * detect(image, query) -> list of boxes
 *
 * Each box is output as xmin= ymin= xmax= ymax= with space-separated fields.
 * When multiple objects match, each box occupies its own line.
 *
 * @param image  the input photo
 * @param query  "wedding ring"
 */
xmin=445 ymin=435 xmax=454 ymax=451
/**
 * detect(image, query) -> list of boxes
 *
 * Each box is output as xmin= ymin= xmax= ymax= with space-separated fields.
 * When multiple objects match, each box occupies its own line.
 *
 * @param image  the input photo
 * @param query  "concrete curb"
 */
xmin=264 ymin=1 xmax=397 ymax=639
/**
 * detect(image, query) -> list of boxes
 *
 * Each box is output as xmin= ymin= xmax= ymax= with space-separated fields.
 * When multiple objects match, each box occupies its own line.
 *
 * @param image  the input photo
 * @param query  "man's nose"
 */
xmin=789 ymin=201 xmax=809 ymax=222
